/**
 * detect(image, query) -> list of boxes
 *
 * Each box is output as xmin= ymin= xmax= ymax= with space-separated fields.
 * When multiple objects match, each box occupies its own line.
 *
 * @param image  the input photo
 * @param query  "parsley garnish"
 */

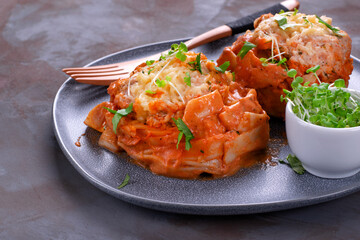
xmin=279 ymin=154 xmax=305 ymax=174
xmin=238 ymin=42 xmax=256 ymax=59
xmin=274 ymin=15 xmax=288 ymax=29
xmin=155 ymin=78 xmax=166 ymax=88
xmin=282 ymin=67 xmax=360 ymax=128
xmin=215 ymin=61 xmax=230 ymax=73
xmin=316 ymin=15 xmax=343 ymax=36
xmin=184 ymin=72 xmax=191 ymax=86
xmin=146 ymin=60 xmax=155 ymax=66
xmin=103 ymin=103 xmax=133 ymax=134
xmin=274 ymin=15 xmax=301 ymax=30
xmin=145 ymin=90 xmax=156 ymax=94
xmin=172 ymin=118 xmax=194 ymax=151
xmin=117 ymin=174 xmax=130 ymax=189
xmin=188 ymin=53 xmax=202 ymax=74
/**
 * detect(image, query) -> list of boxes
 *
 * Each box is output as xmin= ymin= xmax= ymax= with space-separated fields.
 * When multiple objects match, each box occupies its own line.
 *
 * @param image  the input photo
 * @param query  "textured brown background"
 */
xmin=1 ymin=0 xmax=360 ymax=239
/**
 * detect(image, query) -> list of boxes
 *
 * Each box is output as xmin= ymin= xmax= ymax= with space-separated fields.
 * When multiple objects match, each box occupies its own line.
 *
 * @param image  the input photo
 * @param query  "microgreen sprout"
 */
xmin=277 ymin=57 xmax=287 ymax=67
xmin=159 ymin=42 xmax=189 ymax=61
xmin=155 ymin=78 xmax=166 ymax=88
xmin=306 ymin=65 xmax=321 ymax=84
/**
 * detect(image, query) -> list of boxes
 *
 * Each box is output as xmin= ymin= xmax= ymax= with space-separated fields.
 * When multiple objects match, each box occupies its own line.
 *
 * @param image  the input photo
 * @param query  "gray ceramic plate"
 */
xmin=53 ymin=37 xmax=360 ymax=215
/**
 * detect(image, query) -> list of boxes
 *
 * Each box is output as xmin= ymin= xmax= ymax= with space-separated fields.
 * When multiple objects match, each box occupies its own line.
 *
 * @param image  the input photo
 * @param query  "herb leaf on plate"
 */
xmin=279 ymin=154 xmax=305 ymax=175
xmin=117 ymin=174 xmax=130 ymax=189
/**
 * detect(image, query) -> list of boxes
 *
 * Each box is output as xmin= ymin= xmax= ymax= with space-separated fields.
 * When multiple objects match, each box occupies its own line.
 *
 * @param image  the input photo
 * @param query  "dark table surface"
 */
xmin=2 ymin=0 xmax=360 ymax=239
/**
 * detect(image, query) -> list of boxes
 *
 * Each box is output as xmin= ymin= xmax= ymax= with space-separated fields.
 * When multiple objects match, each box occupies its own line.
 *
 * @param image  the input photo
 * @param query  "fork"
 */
xmin=62 ymin=0 xmax=299 ymax=86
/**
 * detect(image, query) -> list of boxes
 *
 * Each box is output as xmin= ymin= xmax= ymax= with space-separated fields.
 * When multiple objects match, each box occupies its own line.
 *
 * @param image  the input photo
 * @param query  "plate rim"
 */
xmin=53 ymin=39 xmax=360 ymax=215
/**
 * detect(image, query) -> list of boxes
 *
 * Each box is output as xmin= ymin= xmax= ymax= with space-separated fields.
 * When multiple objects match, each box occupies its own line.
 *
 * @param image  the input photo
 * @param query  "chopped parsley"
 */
xmin=279 ymin=154 xmax=305 ymax=174
xmin=117 ymin=174 xmax=130 ymax=189
xmin=160 ymin=42 xmax=189 ymax=61
xmin=103 ymin=103 xmax=133 ymax=134
xmin=238 ymin=42 xmax=256 ymax=59
xmin=260 ymin=57 xmax=287 ymax=69
xmin=146 ymin=60 xmax=155 ymax=66
xmin=277 ymin=57 xmax=287 ymax=66
xmin=215 ymin=61 xmax=230 ymax=73
xmin=188 ymin=53 xmax=202 ymax=74
xmin=145 ymin=90 xmax=156 ymax=94
xmin=184 ymin=72 xmax=191 ymax=86
xmin=172 ymin=118 xmax=194 ymax=151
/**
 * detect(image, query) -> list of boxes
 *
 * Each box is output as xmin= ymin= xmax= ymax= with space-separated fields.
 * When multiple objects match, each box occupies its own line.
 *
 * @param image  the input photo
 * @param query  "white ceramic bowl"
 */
xmin=285 ymin=90 xmax=360 ymax=178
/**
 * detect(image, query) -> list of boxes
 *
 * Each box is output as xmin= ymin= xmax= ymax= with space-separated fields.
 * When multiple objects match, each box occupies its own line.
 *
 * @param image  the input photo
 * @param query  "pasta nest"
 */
xmin=85 ymin=52 xmax=270 ymax=179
